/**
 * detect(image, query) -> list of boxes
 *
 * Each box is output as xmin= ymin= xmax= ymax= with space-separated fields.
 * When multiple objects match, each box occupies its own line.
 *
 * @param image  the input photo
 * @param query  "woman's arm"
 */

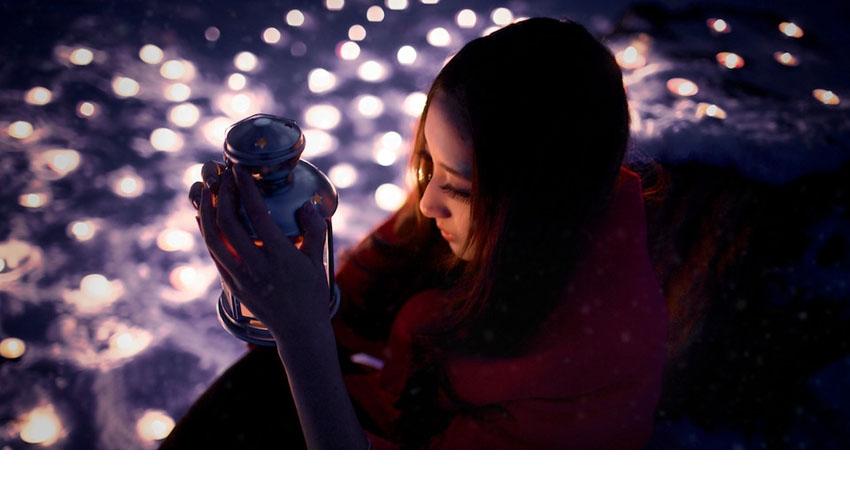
xmin=194 ymin=162 xmax=369 ymax=449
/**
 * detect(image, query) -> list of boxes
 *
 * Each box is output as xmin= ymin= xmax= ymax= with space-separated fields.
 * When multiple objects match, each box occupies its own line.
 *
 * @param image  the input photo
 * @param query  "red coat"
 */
xmin=333 ymin=167 xmax=669 ymax=449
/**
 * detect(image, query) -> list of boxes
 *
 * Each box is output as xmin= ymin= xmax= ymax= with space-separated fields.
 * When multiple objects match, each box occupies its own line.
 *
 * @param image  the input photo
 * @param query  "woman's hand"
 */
xmin=189 ymin=161 xmax=331 ymax=344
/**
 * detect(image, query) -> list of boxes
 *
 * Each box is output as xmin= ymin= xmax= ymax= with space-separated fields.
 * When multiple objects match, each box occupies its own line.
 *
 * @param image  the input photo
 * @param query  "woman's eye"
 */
xmin=439 ymin=184 xmax=471 ymax=202
xmin=417 ymin=152 xmax=433 ymax=186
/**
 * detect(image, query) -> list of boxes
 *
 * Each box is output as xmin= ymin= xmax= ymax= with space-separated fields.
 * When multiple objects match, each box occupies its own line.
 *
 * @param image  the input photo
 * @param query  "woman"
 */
xmin=166 ymin=17 xmax=669 ymax=449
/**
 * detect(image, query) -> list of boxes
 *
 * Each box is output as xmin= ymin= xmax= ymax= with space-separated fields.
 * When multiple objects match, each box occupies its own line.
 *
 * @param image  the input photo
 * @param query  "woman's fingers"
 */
xmin=201 ymin=161 xmax=222 ymax=192
xmin=198 ymin=183 xmax=246 ymax=282
xmin=296 ymin=201 xmax=328 ymax=270
xmin=189 ymin=182 xmax=202 ymax=210
xmin=232 ymin=165 xmax=292 ymax=250
xmin=215 ymin=167 xmax=266 ymax=268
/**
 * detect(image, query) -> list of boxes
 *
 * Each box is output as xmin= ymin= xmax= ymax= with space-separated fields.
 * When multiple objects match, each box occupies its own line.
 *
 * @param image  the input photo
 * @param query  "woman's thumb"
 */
xmin=296 ymin=201 xmax=327 ymax=269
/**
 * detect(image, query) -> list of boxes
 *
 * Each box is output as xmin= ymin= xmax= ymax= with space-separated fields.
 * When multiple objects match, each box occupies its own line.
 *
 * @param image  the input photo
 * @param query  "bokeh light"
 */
xmin=305 ymin=104 xmax=342 ymax=130
xmin=19 ymin=192 xmax=50 ymax=208
xmin=337 ymin=41 xmax=361 ymax=61
xmin=358 ymin=60 xmax=388 ymax=82
xmin=326 ymin=0 xmax=344 ymax=11
xmin=355 ymin=94 xmax=385 ymax=118
xmin=813 ymin=89 xmax=840 ymax=106
xmin=779 ymin=21 xmax=804 ymax=38
xmin=111 ymin=171 xmax=145 ymax=198
xmin=707 ymin=18 xmax=731 ymax=34
xmin=136 ymin=410 xmax=175 ymax=442
xmin=375 ymin=183 xmax=406 ymax=211
xmin=25 ymin=86 xmax=52 ymax=105
xmin=159 ymin=60 xmax=195 ymax=81
xmin=19 ymin=405 xmax=63 ymax=446
xmin=150 ymin=127 xmax=185 ymax=152
xmin=163 ymin=83 xmax=191 ymax=102
xmin=308 ymin=68 xmax=337 ymax=94
xmin=76 ymin=101 xmax=96 ymax=118
xmin=397 ymin=45 xmax=417 ymax=65
xmin=491 ymin=7 xmax=514 ymax=26
xmin=696 ymin=102 xmax=728 ymax=120
xmin=427 ymin=27 xmax=451 ymax=47
xmin=666 ymin=78 xmax=699 ymax=97
xmin=67 ymin=220 xmax=97 ymax=242
xmin=774 ymin=51 xmax=799 ymax=66
xmin=204 ymin=26 xmax=220 ymax=41
xmin=262 ymin=27 xmax=281 ymax=44
xmin=348 ymin=24 xmax=366 ymax=41
xmin=38 ymin=149 xmax=81 ymax=178
xmin=716 ymin=52 xmax=745 ymax=69
xmin=8 ymin=120 xmax=34 ymax=139
xmin=227 ymin=73 xmax=247 ymax=91
xmin=328 ymin=163 xmax=358 ymax=189
xmin=615 ymin=45 xmax=647 ymax=69
xmin=387 ymin=0 xmax=408 ymax=10
xmin=286 ymin=9 xmax=305 ymax=27
xmin=0 ymin=337 xmax=26 ymax=360
xmin=367 ymin=6 xmax=385 ymax=22
xmin=233 ymin=52 xmax=258 ymax=72
xmin=456 ymin=9 xmax=477 ymax=28
xmin=139 ymin=44 xmax=164 ymax=64
xmin=112 ymin=76 xmax=140 ymax=97
xmin=402 ymin=91 xmax=427 ymax=117
xmin=168 ymin=103 xmax=201 ymax=128
xmin=69 ymin=47 xmax=94 ymax=66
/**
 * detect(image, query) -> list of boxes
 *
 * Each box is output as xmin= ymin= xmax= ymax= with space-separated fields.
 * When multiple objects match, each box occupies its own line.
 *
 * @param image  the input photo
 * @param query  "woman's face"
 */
xmin=420 ymin=93 xmax=475 ymax=260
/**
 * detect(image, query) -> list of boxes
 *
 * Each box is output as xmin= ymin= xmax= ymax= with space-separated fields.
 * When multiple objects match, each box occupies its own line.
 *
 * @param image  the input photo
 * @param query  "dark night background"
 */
xmin=0 ymin=0 xmax=848 ymax=449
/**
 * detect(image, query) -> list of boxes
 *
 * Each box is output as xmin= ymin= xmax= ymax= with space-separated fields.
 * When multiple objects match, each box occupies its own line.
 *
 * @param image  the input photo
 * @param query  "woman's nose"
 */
xmin=419 ymin=181 xmax=449 ymax=219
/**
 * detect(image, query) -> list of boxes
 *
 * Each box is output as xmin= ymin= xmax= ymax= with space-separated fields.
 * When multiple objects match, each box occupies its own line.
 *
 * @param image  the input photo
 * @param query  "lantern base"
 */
xmin=216 ymin=285 xmax=341 ymax=347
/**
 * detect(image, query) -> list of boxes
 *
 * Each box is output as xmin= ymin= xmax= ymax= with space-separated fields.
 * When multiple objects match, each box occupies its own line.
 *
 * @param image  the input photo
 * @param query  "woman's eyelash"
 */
xmin=439 ymin=184 xmax=471 ymax=202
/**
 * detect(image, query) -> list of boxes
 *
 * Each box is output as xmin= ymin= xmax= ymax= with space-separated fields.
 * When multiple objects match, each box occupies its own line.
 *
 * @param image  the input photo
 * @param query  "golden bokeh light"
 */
xmin=69 ymin=47 xmax=94 ymax=66
xmin=696 ymin=102 xmax=728 ymax=120
xmin=366 ymin=6 xmax=385 ymax=22
xmin=716 ymin=52 xmax=745 ymax=69
xmin=666 ymin=78 xmax=699 ymax=97
xmin=491 ymin=7 xmax=513 ymax=26
xmin=328 ymin=163 xmax=358 ymax=189
xmin=397 ymin=45 xmax=417 ymax=65
xmin=304 ymin=104 xmax=342 ymax=130
xmin=308 ymin=68 xmax=337 ymax=94
xmin=615 ymin=46 xmax=647 ymax=70
xmin=0 ymin=337 xmax=26 ymax=360
xmin=387 ymin=0 xmax=408 ymax=10
xmin=168 ymin=103 xmax=201 ymax=128
xmin=286 ymin=9 xmax=305 ymax=26
xmin=456 ymin=9 xmax=477 ymax=28
xmin=76 ymin=101 xmax=96 ymax=118
xmin=112 ymin=172 xmax=145 ymax=198
xmin=779 ymin=22 xmax=804 ymax=38
xmin=337 ymin=41 xmax=361 ymax=60
xmin=774 ymin=51 xmax=799 ymax=66
xmin=19 ymin=405 xmax=63 ymax=446
xmin=164 ymin=83 xmax=191 ymax=102
xmin=68 ymin=220 xmax=97 ymax=242
xmin=234 ymin=51 xmax=258 ymax=72
xmin=707 ymin=18 xmax=730 ymax=34
xmin=402 ymin=91 xmax=427 ymax=117
xmin=137 ymin=410 xmax=175 ymax=442
xmin=357 ymin=60 xmax=387 ymax=82
xmin=427 ymin=27 xmax=451 ymax=47
xmin=375 ymin=183 xmax=406 ymax=211
xmin=348 ymin=24 xmax=366 ymax=41
xmin=262 ymin=27 xmax=281 ymax=44
xmin=355 ymin=94 xmax=384 ymax=118
xmin=19 ymin=192 xmax=50 ymax=208
xmin=813 ymin=89 xmax=840 ymax=106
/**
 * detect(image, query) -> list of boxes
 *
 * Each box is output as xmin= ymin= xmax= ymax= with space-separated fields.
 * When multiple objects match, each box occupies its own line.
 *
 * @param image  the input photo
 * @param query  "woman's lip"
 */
xmin=440 ymin=229 xmax=454 ymax=241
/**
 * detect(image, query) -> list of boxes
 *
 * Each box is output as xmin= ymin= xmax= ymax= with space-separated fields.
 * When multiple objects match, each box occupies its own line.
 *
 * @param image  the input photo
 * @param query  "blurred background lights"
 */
xmin=286 ymin=9 xmax=305 ymax=27
xmin=108 ymin=328 xmax=152 ymax=359
xmin=164 ymin=83 xmax=191 ymax=102
xmin=139 ymin=44 xmax=164 ymax=64
xmin=366 ymin=6 xmax=385 ymax=22
xmin=357 ymin=60 xmax=387 ymax=82
xmin=157 ymin=229 xmax=195 ymax=252
xmin=202 ymin=117 xmax=231 ymax=147
xmin=182 ymin=163 xmax=203 ymax=188
xmin=112 ymin=76 xmax=140 ymax=97
xmin=386 ymin=0 xmax=408 ymax=10
xmin=227 ymin=73 xmax=247 ymax=90
xmin=40 ymin=149 xmax=81 ymax=177
xmin=813 ymin=89 xmax=840 ymax=106
xmin=375 ymin=148 xmax=398 ymax=166
xmin=707 ymin=18 xmax=730 ymax=33
xmin=308 ymin=68 xmax=337 ymax=94
xmin=716 ymin=52 xmax=745 ymax=69
xmin=150 ymin=127 xmax=184 ymax=152
xmin=779 ymin=21 xmax=804 ymax=38
xmin=427 ymin=27 xmax=451 ymax=47
xmin=262 ymin=27 xmax=281 ymax=44
xmin=234 ymin=51 xmax=258 ymax=72
xmin=348 ymin=24 xmax=366 ymax=41
xmin=159 ymin=59 xmax=195 ymax=81
xmin=25 ymin=86 xmax=52 ymax=105
xmin=326 ymin=0 xmax=344 ymax=11
xmin=696 ymin=102 xmax=728 ymax=119
xmin=304 ymin=104 xmax=342 ymax=130
xmin=19 ymin=405 xmax=63 ymax=446
xmin=230 ymin=93 xmax=252 ymax=115
xmin=375 ymin=183 xmax=406 ymax=211
xmin=80 ymin=274 xmax=118 ymax=301
xmin=204 ymin=26 xmax=220 ymax=41
xmin=136 ymin=410 xmax=175 ymax=442
xmin=168 ymin=103 xmax=201 ymax=128
xmin=76 ymin=101 xmax=96 ymax=118
xmin=402 ymin=91 xmax=427 ymax=117
xmin=337 ymin=41 xmax=361 ymax=60
xmin=397 ymin=45 xmax=417 ymax=65
xmin=69 ymin=47 xmax=93 ymax=66
xmin=301 ymin=129 xmax=338 ymax=158
xmin=667 ymin=78 xmax=699 ymax=97
xmin=356 ymin=94 xmax=384 ymax=118
xmin=616 ymin=45 xmax=647 ymax=69
xmin=112 ymin=171 xmax=145 ymax=198
xmin=456 ymin=9 xmax=477 ymax=28
xmin=68 ymin=220 xmax=97 ymax=242
xmin=421 ymin=0 xmax=439 ymax=4
xmin=328 ymin=163 xmax=358 ymax=189
xmin=0 ymin=337 xmax=26 ymax=360
xmin=169 ymin=265 xmax=209 ymax=294
xmin=19 ymin=192 xmax=50 ymax=208
xmin=491 ymin=7 xmax=513 ymax=26
xmin=774 ymin=51 xmax=799 ymax=66
xmin=8 ymin=120 xmax=33 ymax=139
xmin=380 ymin=131 xmax=403 ymax=150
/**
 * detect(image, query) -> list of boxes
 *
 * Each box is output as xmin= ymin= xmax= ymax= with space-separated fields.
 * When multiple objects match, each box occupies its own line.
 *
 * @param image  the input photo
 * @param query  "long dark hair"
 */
xmin=361 ymin=18 xmax=630 ymax=447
